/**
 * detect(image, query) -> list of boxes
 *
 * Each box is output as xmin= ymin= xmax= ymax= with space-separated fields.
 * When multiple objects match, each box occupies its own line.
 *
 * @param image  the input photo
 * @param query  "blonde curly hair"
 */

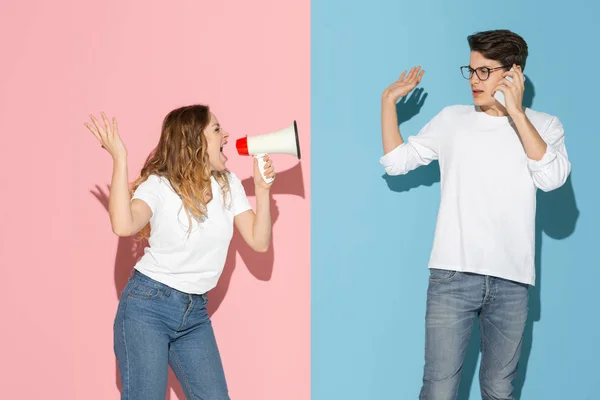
xmin=130 ymin=104 xmax=230 ymax=239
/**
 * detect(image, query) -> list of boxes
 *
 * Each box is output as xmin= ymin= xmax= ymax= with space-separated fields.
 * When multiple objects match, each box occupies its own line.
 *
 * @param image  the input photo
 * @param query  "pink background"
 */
xmin=0 ymin=1 xmax=310 ymax=399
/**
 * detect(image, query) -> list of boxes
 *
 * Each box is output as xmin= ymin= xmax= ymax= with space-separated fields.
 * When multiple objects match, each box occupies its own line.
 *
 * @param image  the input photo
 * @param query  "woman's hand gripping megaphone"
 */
xmin=254 ymin=153 xmax=275 ymax=187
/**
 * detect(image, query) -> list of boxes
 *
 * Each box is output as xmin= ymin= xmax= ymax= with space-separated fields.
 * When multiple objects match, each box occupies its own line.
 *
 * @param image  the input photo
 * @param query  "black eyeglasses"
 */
xmin=460 ymin=65 xmax=509 ymax=81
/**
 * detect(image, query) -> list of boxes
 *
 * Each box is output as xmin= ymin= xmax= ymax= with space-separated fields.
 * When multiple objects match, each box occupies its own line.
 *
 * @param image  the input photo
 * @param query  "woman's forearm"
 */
xmin=251 ymin=187 xmax=272 ymax=252
xmin=109 ymin=157 xmax=136 ymax=236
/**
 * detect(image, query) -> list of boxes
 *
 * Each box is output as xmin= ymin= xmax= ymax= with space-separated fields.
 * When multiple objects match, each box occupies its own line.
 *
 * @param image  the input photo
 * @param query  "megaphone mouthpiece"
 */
xmin=236 ymin=136 xmax=250 ymax=156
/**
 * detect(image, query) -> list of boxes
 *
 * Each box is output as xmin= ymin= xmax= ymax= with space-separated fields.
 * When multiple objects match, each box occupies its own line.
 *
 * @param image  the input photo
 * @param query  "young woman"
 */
xmin=84 ymin=104 xmax=275 ymax=400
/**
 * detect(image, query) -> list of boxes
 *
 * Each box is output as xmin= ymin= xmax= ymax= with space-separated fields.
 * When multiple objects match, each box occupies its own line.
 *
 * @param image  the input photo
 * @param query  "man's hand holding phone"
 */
xmin=494 ymin=64 xmax=526 ymax=117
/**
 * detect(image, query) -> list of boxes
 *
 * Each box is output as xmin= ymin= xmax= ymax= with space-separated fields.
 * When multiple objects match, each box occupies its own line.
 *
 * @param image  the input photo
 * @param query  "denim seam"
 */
xmin=488 ymin=277 xmax=497 ymax=305
xmin=122 ymin=295 xmax=131 ymax=398
xmin=169 ymin=348 xmax=195 ymax=398
xmin=479 ymin=311 xmax=493 ymax=399
xmin=129 ymin=282 xmax=161 ymax=299
xmin=429 ymin=270 xmax=459 ymax=283
xmin=482 ymin=276 xmax=491 ymax=305
xmin=178 ymin=295 xmax=195 ymax=331
xmin=479 ymin=278 xmax=490 ymax=394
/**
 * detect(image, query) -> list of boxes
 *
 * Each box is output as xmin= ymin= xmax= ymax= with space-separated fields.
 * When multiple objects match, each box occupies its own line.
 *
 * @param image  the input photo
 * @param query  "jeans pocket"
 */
xmin=429 ymin=268 xmax=458 ymax=282
xmin=127 ymin=279 xmax=161 ymax=299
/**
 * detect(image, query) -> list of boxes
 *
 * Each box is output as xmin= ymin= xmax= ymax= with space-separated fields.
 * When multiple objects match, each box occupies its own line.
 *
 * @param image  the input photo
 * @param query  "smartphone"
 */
xmin=494 ymin=67 xmax=525 ymax=107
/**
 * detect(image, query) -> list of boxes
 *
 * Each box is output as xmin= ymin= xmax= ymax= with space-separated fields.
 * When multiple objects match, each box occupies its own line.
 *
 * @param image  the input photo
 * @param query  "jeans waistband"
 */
xmin=131 ymin=268 xmax=207 ymax=298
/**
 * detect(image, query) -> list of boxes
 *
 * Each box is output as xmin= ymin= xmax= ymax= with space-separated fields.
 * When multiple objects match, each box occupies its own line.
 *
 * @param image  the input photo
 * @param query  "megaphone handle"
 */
xmin=254 ymin=153 xmax=274 ymax=184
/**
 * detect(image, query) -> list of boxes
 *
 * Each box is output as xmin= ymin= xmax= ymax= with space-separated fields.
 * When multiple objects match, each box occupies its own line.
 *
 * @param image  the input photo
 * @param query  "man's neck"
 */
xmin=479 ymin=104 xmax=509 ymax=117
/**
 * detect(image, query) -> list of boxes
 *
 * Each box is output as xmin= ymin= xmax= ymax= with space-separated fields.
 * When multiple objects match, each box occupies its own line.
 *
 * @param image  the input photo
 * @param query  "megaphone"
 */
xmin=236 ymin=121 xmax=301 ymax=184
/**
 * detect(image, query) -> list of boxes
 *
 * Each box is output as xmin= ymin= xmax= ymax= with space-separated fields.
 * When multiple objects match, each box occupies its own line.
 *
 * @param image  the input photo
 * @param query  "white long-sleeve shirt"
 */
xmin=380 ymin=105 xmax=570 ymax=285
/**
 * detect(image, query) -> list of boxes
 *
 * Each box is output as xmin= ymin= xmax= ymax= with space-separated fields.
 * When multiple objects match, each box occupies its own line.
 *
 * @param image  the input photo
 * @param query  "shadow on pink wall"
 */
xmin=91 ymin=162 xmax=305 ymax=399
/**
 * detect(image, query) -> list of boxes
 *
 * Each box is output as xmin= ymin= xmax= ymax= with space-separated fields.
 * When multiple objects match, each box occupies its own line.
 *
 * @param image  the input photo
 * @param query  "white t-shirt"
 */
xmin=380 ymin=105 xmax=571 ymax=286
xmin=131 ymin=172 xmax=252 ymax=294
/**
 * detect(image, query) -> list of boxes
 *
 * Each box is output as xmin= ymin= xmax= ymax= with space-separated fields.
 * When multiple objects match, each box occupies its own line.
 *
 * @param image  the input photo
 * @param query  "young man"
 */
xmin=379 ymin=30 xmax=570 ymax=400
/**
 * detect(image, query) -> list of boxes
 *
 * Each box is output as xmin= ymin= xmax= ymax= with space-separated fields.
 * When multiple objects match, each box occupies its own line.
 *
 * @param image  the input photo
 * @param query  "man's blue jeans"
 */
xmin=114 ymin=269 xmax=230 ymax=400
xmin=419 ymin=268 xmax=529 ymax=400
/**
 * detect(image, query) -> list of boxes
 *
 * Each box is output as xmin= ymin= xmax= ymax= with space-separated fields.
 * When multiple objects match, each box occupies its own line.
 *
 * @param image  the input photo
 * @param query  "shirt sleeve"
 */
xmin=228 ymin=172 xmax=253 ymax=216
xmin=131 ymin=175 xmax=164 ymax=216
xmin=380 ymin=107 xmax=447 ymax=176
xmin=527 ymin=116 xmax=571 ymax=192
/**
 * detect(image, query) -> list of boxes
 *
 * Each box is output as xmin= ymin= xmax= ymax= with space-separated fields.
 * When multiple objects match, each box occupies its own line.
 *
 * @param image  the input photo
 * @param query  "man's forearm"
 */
xmin=381 ymin=95 xmax=405 ymax=154
xmin=511 ymin=111 xmax=548 ymax=161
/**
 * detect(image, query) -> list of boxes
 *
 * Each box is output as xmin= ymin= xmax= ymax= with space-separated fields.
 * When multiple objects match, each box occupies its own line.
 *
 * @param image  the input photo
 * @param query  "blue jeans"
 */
xmin=419 ymin=269 xmax=528 ymax=400
xmin=114 ymin=269 xmax=230 ymax=400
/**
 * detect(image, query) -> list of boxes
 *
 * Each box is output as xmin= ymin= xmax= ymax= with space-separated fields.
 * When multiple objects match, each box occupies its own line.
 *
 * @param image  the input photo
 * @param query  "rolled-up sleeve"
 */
xmin=379 ymin=108 xmax=445 ymax=176
xmin=527 ymin=116 xmax=571 ymax=192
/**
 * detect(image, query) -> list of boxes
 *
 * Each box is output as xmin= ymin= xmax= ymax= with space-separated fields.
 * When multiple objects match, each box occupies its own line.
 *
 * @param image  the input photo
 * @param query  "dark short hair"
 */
xmin=467 ymin=30 xmax=528 ymax=71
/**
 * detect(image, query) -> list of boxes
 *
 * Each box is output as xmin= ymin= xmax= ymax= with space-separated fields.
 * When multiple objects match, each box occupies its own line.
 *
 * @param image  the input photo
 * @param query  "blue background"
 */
xmin=311 ymin=1 xmax=599 ymax=398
